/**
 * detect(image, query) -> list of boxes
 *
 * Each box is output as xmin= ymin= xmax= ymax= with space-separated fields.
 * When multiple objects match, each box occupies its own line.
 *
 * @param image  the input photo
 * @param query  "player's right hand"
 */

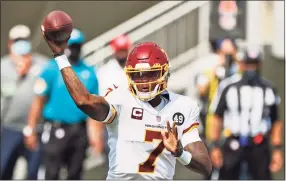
xmin=210 ymin=147 xmax=223 ymax=168
xmin=161 ymin=121 xmax=180 ymax=155
xmin=24 ymin=133 xmax=39 ymax=151
xmin=41 ymin=26 xmax=69 ymax=55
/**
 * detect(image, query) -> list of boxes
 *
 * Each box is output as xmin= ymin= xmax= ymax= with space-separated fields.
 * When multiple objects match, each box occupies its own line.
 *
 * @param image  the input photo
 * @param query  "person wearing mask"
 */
xmin=97 ymin=34 xmax=132 ymax=96
xmin=92 ymin=34 xmax=132 ymax=159
xmin=25 ymin=29 xmax=99 ymax=179
xmin=1 ymin=24 xmax=48 ymax=179
xmin=195 ymin=38 xmax=238 ymax=142
xmin=209 ymin=48 xmax=283 ymax=179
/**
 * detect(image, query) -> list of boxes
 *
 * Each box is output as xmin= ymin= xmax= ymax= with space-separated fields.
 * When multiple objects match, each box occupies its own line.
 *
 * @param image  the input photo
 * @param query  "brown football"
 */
xmin=41 ymin=10 xmax=73 ymax=43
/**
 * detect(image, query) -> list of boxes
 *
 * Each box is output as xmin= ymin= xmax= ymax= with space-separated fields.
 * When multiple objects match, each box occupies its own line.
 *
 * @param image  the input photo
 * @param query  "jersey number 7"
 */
xmin=138 ymin=130 xmax=165 ymax=173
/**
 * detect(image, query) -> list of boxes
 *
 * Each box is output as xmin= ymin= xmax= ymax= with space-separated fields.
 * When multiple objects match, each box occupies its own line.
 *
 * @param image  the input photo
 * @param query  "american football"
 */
xmin=41 ymin=10 xmax=73 ymax=42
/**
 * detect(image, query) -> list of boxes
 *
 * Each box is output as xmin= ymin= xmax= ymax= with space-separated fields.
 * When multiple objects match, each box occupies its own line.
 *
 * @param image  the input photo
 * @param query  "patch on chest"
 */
xmin=156 ymin=116 xmax=161 ymax=122
xmin=131 ymin=107 xmax=144 ymax=120
xmin=172 ymin=112 xmax=185 ymax=126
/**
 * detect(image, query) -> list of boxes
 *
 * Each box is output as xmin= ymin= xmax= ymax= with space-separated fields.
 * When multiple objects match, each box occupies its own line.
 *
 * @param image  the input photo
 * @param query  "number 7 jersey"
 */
xmin=104 ymin=87 xmax=201 ymax=179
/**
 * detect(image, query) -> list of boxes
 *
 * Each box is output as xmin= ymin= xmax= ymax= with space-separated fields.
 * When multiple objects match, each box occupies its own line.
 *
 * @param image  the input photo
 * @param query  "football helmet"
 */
xmin=125 ymin=42 xmax=169 ymax=101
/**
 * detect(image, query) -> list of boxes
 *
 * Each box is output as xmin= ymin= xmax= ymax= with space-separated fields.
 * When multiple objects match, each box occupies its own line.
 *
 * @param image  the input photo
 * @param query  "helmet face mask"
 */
xmin=126 ymin=65 xmax=169 ymax=101
xmin=124 ymin=42 xmax=169 ymax=101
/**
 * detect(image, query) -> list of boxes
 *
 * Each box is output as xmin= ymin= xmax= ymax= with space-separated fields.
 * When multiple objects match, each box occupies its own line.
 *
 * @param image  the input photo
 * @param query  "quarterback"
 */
xmin=42 ymin=33 xmax=212 ymax=179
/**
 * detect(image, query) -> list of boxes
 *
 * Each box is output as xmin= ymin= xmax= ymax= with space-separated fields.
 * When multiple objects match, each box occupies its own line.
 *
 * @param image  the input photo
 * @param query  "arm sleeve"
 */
xmin=181 ymin=103 xmax=201 ymax=148
xmin=96 ymin=88 xmax=122 ymax=124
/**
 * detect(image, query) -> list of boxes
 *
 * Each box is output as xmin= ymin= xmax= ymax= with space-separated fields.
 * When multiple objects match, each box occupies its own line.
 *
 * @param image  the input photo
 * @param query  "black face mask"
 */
xmin=117 ymin=57 xmax=127 ymax=67
xmin=66 ymin=44 xmax=82 ymax=64
xmin=242 ymin=70 xmax=261 ymax=85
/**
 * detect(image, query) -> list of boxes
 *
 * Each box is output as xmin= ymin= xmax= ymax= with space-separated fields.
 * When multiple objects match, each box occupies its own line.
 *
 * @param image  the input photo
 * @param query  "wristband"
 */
xmin=55 ymin=54 xmax=71 ymax=70
xmin=176 ymin=150 xmax=192 ymax=165
xmin=172 ymin=141 xmax=184 ymax=157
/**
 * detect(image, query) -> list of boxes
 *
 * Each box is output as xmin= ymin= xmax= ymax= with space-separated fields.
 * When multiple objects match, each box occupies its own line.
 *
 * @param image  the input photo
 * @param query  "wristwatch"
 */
xmin=23 ymin=126 xmax=35 ymax=137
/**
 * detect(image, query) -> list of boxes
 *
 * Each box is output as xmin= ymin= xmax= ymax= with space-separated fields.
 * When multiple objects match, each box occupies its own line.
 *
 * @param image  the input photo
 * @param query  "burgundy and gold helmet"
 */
xmin=124 ymin=42 xmax=169 ymax=101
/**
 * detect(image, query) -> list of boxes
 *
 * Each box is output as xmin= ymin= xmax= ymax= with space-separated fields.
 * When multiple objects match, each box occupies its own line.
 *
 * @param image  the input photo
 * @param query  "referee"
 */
xmin=209 ymin=48 xmax=283 ymax=179
xmin=24 ymin=29 xmax=99 ymax=179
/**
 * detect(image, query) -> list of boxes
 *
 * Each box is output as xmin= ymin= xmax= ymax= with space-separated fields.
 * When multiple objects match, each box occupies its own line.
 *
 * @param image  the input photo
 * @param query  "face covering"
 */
xmin=117 ymin=57 xmax=127 ymax=67
xmin=65 ymin=44 xmax=82 ymax=64
xmin=10 ymin=40 xmax=32 ymax=76
xmin=11 ymin=40 xmax=31 ymax=56
xmin=243 ymin=70 xmax=260 ymax=85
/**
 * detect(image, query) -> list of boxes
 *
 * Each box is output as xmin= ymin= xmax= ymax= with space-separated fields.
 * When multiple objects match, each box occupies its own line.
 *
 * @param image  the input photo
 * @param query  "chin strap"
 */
xmin=135 ymin=84 xmax=160 ymax=101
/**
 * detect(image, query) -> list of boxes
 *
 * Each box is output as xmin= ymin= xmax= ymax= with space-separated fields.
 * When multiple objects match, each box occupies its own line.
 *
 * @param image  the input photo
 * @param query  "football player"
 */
xmin=42 ymin=32 xmax=212 ymax=179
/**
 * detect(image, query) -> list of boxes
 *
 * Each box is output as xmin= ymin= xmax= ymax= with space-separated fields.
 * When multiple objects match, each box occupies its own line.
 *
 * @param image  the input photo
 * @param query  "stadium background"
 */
xmin=1 ymin=1 xmax=285 ymax=179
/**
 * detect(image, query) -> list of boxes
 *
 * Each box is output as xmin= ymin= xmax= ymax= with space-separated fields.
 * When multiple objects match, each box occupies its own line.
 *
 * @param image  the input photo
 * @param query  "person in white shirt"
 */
xmin=97 ymin=34 xmax=132 ymax=96
xmin=92 ymin=34 xmax=132 ymax=159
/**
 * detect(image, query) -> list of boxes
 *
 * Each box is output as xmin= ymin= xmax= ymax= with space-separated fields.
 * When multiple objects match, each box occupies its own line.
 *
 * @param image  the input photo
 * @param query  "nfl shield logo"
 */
xmin=156 ymin=116 xmax=161 ymax=122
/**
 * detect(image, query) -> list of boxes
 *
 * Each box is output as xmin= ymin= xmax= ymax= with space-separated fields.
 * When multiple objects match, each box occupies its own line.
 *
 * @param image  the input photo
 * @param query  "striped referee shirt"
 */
xmin=213 ymin=74 xmax=280 ymax=137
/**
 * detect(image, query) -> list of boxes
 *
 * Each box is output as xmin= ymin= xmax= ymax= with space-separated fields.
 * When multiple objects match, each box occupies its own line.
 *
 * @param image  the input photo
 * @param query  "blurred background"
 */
xmin=1 ymin=1 xmax=285 ymax=180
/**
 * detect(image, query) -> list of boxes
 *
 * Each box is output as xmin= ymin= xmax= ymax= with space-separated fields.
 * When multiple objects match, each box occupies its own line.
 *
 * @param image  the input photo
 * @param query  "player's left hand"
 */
xmin=269 ymin=149 xmax=283 ymax=173
xmin=161 ymin=121 xmax=181 ymax=156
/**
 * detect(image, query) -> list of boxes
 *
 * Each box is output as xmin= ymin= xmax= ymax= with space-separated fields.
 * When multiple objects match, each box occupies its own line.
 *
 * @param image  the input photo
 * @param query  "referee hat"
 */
xmin=239 ymin=46 xmax=262 ymax=63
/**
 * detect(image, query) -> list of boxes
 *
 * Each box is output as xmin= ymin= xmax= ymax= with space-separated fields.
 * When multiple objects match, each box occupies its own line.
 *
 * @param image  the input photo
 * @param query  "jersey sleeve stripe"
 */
xmin=105 ymin=105 xmax=117 ymax=124
xmin=183 ymin=122 xmax=199 ymax=134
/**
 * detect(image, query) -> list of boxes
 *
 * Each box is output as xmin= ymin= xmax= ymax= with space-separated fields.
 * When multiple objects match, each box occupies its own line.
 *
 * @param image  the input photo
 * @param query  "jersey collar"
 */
xmin=134 ymin=89 xmax=174 ymax=116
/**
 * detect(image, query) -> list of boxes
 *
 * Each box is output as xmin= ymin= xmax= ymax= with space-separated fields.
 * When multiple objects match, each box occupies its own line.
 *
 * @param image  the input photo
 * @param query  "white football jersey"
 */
xmin=104 ymin=86 xmax=201 ymax=179
xmin=96 ymin=59 xmax=128 ymax=96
